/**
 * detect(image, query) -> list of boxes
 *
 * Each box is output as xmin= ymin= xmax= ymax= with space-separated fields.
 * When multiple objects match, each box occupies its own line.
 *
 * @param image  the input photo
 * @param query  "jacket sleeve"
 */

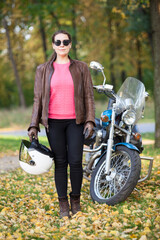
xmin=28 ymin=66 xmax=42 ymax=132
xmin=83 ymin=63 xmax=95 ymax=126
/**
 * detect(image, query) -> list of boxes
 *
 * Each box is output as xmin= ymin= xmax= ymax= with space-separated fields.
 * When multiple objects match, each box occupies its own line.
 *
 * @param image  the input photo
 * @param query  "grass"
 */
xmin=0 ymin=107 xmax=32 ymax=129
xmin=0 ymin=132 xmax=156 ymax=157
xmin=0 ymin=136 xmax=49 ymax=158
xmin=142 ymin=132 xmax=155 ymax=140
xmin=0 ymin=98 xmax=155 ymax=130
xmin=139 ymin=99 xmax=155 ymax=123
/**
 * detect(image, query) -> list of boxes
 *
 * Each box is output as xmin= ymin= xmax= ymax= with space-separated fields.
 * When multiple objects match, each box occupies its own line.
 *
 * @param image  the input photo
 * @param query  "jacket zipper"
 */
xmin=46 ymin=66 xmax=54 ymax=133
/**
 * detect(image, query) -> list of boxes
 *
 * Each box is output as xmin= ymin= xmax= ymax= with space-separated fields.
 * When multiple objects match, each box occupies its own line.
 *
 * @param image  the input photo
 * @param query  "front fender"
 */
xmin=114 ymin=142 xmax=140 ymax=153
xmin=94 ymin=142 xmax=140 ymax=167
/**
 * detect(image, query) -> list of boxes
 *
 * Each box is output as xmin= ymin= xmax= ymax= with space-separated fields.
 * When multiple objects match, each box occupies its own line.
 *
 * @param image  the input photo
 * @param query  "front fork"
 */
xmin=105 ymin=104 xmax=116 ymax=174
xmin=105 ymin=104 xmax=133 ymax=175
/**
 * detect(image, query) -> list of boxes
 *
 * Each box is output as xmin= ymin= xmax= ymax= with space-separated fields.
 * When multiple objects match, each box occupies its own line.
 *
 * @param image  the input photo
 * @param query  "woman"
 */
xmin=28 ymin=30 xmax=95 ymax=218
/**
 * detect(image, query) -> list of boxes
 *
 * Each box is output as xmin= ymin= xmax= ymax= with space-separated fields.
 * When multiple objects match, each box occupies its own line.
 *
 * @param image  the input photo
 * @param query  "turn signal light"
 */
xmin=133 ymin=132 xmax=141 ymax=141
xmin=101 ymin=115 xmax=109 ymax=122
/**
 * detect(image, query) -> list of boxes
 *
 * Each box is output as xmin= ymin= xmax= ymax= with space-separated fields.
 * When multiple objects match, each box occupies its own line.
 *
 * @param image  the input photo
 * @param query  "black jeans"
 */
xmin=46 ymin=119 xmax=84 ymax=198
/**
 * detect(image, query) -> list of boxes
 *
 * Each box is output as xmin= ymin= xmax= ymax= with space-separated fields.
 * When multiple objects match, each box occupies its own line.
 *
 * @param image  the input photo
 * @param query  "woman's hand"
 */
xmin=28 ymin=127 xmax=38 ymax=142
xmin=83 ymin=122 xmax=94 ymax=139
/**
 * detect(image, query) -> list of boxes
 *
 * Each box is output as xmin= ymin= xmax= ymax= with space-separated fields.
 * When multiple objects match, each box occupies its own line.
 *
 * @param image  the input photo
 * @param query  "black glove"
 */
xmin=28 ymin=127 xmax=38 ymax=142
xmin=83 ymin=122 xmax=94 ymax=139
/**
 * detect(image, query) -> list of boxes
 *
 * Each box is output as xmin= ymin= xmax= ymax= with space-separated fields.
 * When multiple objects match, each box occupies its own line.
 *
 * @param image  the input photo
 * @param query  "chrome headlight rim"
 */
xmin=122 ymin=109 xmax=136 ymax=126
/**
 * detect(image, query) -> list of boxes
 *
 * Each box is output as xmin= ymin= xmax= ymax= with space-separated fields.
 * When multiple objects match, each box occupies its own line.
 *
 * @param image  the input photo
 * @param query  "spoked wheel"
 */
xmin=90 ymin=146 xmax=141 ymax=205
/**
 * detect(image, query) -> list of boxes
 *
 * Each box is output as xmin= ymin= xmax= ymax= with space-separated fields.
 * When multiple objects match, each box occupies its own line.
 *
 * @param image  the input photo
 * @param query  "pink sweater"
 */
xmin=48 ymin=62 xmax=76 ymax=119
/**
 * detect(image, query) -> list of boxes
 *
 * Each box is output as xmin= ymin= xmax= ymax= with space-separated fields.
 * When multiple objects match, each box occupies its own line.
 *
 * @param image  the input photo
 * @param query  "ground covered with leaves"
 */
xmin=0 ymin=148 xmax=160 ymax=240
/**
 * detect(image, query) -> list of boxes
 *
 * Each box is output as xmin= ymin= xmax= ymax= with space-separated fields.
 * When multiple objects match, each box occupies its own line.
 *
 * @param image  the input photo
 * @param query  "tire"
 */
xmin=90 ymin=146 xmax=141 ymax=205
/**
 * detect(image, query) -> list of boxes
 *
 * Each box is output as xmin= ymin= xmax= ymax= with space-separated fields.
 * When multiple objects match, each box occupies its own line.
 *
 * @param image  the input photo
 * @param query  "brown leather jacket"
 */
xmin=28 ymin=55 xmax=95 ymax=131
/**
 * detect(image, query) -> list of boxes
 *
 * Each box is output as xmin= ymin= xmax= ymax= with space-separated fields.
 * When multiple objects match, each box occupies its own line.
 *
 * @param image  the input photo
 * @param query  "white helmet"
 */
xmin=19 ymin=139 xmax=54 ymax=175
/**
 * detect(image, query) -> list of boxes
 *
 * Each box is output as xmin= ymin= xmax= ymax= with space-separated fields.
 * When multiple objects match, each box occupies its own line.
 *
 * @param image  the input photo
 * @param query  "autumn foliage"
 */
xmin=0 ymin=151 xmax=159 ymax=239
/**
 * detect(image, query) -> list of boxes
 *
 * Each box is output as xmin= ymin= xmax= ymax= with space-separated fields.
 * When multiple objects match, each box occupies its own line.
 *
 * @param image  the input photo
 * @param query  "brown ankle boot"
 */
xmin=58 ymin=197 xmax=70 ymax=218
xmin=70 ymin=193 xmax=81 ymax=215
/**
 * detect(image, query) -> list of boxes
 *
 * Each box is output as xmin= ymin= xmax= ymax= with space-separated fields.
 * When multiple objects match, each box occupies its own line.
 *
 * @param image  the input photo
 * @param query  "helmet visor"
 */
xmin=19 ymin=140 xmax=32 ymax=163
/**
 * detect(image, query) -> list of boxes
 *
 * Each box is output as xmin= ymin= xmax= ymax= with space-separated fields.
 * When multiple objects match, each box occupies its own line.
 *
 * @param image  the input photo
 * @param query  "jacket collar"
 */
xmin=49 ymin=52 xmax=74 ymax=69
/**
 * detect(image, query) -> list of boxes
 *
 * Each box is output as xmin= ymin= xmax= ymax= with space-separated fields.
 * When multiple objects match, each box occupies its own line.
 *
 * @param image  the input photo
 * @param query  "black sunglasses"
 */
xmin=54 ymin=39 xmax=71 ymax=46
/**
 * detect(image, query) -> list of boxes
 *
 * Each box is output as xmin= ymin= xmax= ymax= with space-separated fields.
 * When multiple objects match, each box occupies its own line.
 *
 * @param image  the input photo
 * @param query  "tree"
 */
xmin=38 ymin=15 xmax=48 ymax=61
xmin=150 ymin=0 xmax=160 ymax=148
xmin=2 ymin=17 xmax=26 ymax=108
xmin=0 ymin=0 xmax=155 ymax=107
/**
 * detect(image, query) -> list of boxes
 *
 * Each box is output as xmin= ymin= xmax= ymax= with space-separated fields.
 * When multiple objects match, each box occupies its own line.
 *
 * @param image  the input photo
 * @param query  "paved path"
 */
xmin=0 ymin=123 xmax=155 ymax=137
xmin=0 ymin=128 xmax=46 ymax=137
xmin=0 ymin=155 xmax=20 ymax=174
xmin=137 ymin=123 xmax=155 ymax=133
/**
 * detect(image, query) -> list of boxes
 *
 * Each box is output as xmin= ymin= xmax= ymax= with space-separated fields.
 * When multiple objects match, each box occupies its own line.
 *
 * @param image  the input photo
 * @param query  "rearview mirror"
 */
xmin=90 ymin=61 xmax=104 ymax=72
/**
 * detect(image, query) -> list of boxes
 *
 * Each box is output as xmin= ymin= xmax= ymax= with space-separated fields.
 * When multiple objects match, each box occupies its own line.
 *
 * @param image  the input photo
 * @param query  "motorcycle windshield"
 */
xmin=116 ymin=77 xmax=146 ymax=123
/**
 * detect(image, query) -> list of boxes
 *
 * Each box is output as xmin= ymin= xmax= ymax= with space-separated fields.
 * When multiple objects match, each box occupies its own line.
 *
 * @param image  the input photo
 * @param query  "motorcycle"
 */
xmin=83 ymin=61 xmax=154 ymax=205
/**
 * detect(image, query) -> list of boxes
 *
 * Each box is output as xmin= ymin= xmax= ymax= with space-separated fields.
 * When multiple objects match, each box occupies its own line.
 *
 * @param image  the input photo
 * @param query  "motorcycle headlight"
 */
xmin=122 ymin=110 xmax=136 ymax=126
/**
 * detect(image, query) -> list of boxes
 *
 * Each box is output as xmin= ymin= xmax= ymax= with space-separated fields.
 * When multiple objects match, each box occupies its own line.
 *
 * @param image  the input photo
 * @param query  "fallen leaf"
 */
xmin=156 ymin=194 xmax=160 ymax=199
xmin=123 ymin=227 xmax=137 ymax=233
xmin=109 ymin=230 xmax=119 ymax=236
xmin=19 ymin=215 xmax=27 ymax=221
xmin=123 ymin=208 xmax=131 ymax=214
xmin=144 ymin=227 xmax=151 ymax=233
xmin=112 ymin=222 xmax=123 ymax=228
xmin=139 ymin=235 xmax=147 ymax=240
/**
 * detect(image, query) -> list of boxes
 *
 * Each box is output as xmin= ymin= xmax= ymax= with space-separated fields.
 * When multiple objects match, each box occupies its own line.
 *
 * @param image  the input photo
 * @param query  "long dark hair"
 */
xmin=51 ymin=30 xmax=72 ymax=43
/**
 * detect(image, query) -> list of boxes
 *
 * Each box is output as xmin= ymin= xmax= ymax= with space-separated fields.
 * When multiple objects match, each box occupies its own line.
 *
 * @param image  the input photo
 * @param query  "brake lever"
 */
xmin=84 ymin=128 xmax=89 ymax=139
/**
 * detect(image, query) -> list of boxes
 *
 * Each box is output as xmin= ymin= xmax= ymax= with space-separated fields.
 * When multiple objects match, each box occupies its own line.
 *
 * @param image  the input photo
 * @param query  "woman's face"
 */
xmin=52 ymin=33 xmax=71 ymax=57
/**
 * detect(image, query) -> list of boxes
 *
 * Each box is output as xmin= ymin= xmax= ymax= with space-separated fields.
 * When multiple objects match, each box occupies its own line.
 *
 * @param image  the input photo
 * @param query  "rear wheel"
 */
xmin=90 ymin=146 xmax=141 ymax=205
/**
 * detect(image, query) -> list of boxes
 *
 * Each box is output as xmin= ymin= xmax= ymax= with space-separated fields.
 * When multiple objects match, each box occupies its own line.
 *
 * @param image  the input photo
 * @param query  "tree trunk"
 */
xmin=49 ymin=11 xmax=61 ymax=29
xmin=39 ymin=15 xmax=48 ymax=61
xmin=150 ymin=0 xmax=160 ymax=147
xmin=121 ymin=70 xmax=126 ymax=83
xmin=108 ymin=18 xmax=116 ymax=89
xmin=71 ymin=6 xmax=78 ymax=59
xmin=136 ymin=38 xmax=142 ymax=82
xmin=2 ymin=18 xmax=26 ymax=108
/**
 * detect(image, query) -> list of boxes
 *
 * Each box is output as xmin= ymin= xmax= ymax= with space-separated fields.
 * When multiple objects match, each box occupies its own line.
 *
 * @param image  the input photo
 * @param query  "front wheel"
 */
xmin=90 ymin=146 xmax=141 ymax=205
